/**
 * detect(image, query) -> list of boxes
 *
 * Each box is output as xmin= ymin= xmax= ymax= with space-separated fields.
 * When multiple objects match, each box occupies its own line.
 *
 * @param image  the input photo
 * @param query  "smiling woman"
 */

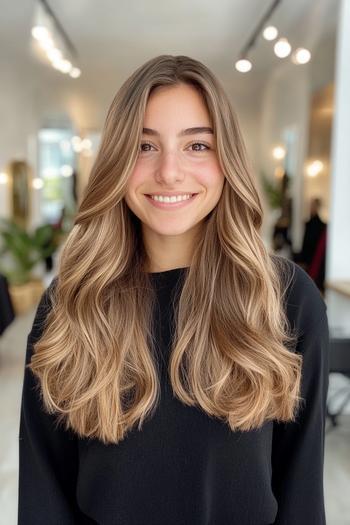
xmin=18 ymin=54 xmax=329 ymax=525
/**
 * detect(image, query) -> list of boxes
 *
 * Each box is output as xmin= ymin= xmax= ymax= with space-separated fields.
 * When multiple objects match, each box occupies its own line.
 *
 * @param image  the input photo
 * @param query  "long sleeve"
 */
xmin=17 ymin=281 xmax=95 ymax=524
xmin=271 ymin=265 xmax=330 ymax=524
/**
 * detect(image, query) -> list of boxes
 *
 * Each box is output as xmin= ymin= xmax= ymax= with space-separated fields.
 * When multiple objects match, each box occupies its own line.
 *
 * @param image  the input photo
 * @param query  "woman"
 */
xmin=18 ymin=55 xmax=329 ymax=525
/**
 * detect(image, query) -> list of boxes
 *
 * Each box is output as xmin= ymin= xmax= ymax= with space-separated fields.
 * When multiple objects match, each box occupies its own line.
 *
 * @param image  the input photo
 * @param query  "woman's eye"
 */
xmin=189 ymin=142 xmax=210 ymax=152
xmin=140 ymin=142 xmax=154 ymax=153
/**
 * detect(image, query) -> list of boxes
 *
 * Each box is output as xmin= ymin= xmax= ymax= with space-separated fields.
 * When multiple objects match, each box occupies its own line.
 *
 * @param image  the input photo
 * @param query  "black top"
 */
xmin=18 ymin=258 xmax=329 ymax=525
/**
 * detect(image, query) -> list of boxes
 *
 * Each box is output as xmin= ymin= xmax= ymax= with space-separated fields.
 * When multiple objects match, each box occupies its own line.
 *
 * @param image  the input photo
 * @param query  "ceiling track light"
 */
xmin=235 ymin=0 xmax=312 ymax=72
xmin=235 ymin=0 xmax=282 ymax=73
xmin=31 ymin=0 xmax=81 ymax=79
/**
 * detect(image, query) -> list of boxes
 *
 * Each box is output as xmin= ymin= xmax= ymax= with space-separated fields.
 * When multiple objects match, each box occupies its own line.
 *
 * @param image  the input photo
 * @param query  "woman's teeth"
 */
xmin=150 ymin=194 xmax=193 ymax=203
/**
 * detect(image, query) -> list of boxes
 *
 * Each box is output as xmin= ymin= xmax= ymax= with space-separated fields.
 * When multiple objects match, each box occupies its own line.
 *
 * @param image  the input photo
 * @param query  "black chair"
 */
xmin=326 ymin=337 xmax=350 ymax=427
xmin=0 ymin=273 xmax=15 ymax=336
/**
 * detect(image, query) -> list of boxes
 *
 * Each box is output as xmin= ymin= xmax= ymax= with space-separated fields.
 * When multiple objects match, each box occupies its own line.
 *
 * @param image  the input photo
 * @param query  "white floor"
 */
xmin=1 ymin=307 xmax=350 ymax=525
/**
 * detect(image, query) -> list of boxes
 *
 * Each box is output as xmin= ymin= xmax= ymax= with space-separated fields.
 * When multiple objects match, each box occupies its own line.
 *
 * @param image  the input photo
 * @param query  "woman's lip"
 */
xmin=145 ymin=193 xmax=199 ymax=209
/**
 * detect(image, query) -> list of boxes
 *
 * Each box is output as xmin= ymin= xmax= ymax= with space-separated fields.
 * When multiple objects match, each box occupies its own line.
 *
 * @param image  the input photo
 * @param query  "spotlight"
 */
xmin=272 ymin=146 xmax=286 ymax=160
xmin=0 ymin=172 xmax=9 ymax=184
xmin=263 ymin=26 xmax=278 ymax=41
xmin=274 ymin=38 xmax=291 ymax=58
xmin=70 ymin=67 xmax=81 ymax=78
xmin=81 ymin=138 xmax=92 ymax=150
xmin=306 ymin=160 xmax=323 ymax=177
xmin=61 ymin=165 xmax=73 ymax=177
xmin=31 ymin=25 xmax=50 ymax=41
xmin=235 ymin=59 xmax=252 ymax=73
xmin=32 ymin=178 xmax=44 ymax=189
xmin=59 ymin=59 xmax=72 ymax=73
xmin=292 ymin=48 xmax=311 ymax=64
xmin=47 ymin=48 xmax=62 ymax=62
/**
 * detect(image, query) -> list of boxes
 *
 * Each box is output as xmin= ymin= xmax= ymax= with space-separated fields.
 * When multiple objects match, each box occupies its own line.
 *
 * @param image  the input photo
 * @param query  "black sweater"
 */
xmin=18 ymin=259 xmax=329 ymax=525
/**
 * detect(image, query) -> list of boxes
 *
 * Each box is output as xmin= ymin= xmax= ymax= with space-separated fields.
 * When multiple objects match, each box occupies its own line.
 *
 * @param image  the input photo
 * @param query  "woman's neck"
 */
xmin=142 ymin=223 xmax=202 ymax=273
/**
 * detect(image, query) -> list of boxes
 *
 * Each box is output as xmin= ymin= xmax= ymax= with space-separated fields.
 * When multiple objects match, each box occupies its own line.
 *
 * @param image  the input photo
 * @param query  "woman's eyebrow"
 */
xmin=142 ymin=126 xmax=214 ymax=137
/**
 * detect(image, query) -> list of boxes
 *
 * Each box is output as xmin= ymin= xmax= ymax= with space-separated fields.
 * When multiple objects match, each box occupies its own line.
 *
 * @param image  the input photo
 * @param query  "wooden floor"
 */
xmin=1 ymin=308 xmax=349 ymax=525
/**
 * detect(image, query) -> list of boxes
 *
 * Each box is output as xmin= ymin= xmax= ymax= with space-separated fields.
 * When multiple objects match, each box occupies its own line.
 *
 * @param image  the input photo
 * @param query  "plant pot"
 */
xmin=9 ymin=279 xmax=45 ymax=315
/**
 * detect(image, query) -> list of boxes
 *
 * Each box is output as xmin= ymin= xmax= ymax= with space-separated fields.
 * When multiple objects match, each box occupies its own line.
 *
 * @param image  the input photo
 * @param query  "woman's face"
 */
xmin=124 ymin=82 xmax=225 ymax=238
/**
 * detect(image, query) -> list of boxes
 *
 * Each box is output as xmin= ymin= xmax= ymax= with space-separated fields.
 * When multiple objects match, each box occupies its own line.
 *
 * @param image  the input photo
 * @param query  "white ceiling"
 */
xmin=0 ymin=0 xmax=340 ymax=142
xmin=1 ymin=0 xmax=340 ymax=83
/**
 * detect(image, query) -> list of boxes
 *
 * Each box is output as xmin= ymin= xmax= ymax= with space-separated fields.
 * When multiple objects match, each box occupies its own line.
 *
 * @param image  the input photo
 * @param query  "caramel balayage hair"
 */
xmin=28 ymin=55 xmax=302 ymax=444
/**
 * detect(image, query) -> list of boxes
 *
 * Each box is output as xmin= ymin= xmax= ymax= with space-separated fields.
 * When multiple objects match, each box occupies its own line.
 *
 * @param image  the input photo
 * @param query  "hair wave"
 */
xmin=28 ymin=55 xmax=302 ymax=445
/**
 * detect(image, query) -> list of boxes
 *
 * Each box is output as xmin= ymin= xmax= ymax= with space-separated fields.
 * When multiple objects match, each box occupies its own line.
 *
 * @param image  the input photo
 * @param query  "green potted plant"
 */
xmin=0 ymin=219 xmax=63 ymax=313
xmin=260 ymin=171 xmax=284 ymax=210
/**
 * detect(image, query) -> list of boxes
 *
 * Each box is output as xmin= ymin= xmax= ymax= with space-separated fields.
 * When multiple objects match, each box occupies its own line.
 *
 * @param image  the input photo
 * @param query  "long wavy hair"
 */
xmin=28 ymin=55 xmax=303 ymax=445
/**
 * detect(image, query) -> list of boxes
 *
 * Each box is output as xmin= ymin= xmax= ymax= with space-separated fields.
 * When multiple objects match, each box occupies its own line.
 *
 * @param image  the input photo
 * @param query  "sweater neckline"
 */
xmin=148 ymin=266 xmax=190 ymax=276
xmin=148 ymin=267 xmax=189 ymax=290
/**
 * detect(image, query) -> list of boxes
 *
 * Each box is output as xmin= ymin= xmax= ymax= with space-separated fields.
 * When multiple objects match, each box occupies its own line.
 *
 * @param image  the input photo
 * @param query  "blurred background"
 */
xmin=0 ymin=0 xmax=349 ymax=523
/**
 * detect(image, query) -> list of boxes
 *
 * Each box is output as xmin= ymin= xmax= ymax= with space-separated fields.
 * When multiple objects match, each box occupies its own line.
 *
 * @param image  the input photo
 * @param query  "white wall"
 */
xmin=326 ymin=0 xmax=350 ymax=335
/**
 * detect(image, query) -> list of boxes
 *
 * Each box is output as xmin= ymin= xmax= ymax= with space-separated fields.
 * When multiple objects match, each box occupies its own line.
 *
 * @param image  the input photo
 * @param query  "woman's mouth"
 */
xmin=145 ymin=193 xmax=199 ymax=210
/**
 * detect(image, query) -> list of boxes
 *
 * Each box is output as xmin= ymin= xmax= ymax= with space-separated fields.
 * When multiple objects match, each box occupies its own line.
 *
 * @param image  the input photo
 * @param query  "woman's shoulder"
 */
xmin=41 ymin=275 xmax=58 ymax=309
xmin=270 ymin=254 xmax=327 ymax=333
xmin=31 ymin=276 xmax=58 ymax=335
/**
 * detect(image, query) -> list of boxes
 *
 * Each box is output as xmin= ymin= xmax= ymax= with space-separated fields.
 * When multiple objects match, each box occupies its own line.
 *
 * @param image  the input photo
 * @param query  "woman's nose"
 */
xmin=155 ymin=151 xmax=184 ymax=184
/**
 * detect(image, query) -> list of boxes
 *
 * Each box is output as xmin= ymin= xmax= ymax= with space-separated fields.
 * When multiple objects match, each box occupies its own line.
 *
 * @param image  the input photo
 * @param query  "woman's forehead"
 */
xmin=143 ymin=86 xmax=212 ymax=131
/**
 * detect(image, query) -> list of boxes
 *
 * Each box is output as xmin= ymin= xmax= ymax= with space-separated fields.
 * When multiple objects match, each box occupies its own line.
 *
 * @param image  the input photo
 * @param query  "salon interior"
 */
xmin=0 ymin=0 xmax=349 ymax=523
